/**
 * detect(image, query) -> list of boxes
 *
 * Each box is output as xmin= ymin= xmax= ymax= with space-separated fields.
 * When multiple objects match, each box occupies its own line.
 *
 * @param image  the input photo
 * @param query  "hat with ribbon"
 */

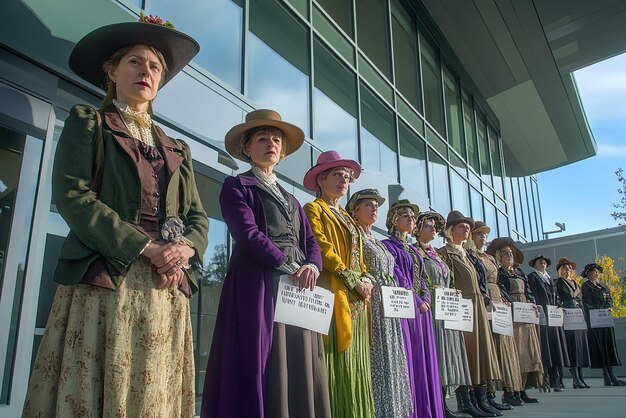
xmin=69 ymin=14 xmax=199 ymax=88
xmin=581 ymin=262 xmax=603 ymax=278
xmin=303 ymin=150 xmax=361 ymax=191
xmin=346 ymin=188 xmax=385 ymax=214
xmin=416 ymin=211 xmax=446 ymax=233
xmin=528 ymin=254 xmax=552 ymax=268
xmin=556 ymin=257 xmax=577 ymax=272
xmin=224 ymin=109 xmax=305 ymax=162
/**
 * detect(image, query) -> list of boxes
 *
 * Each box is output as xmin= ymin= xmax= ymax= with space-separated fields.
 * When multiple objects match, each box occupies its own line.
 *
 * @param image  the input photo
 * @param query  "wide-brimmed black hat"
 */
xmin=225 ymin=109 xmax=305 ymax=162
xmin=69 ymin=18 xmax=200 ymax=89
xmin=581 ymin=263 xmax=603 ymax=278
xmin=346 ymin=188 xmax=385 ymax=214
xmin=486 ymin=237 xmax=524 ymax=264
xmin=528 ymin=254 xmax=551 ymax=268
xmin=446 ymin=210 xmax=475 ymax=230
xmin=386 ymin=199 xmax=420 ymax=231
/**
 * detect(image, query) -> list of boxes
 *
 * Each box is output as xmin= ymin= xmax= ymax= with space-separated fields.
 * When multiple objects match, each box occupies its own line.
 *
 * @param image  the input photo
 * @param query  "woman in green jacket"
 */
xmin=22 ymin=16 xmax=208 ymax=418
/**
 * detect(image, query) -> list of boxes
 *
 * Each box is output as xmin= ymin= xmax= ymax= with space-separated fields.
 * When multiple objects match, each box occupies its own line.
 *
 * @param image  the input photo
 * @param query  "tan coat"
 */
xmin=438 ymin=243 xmax=501 ymax=384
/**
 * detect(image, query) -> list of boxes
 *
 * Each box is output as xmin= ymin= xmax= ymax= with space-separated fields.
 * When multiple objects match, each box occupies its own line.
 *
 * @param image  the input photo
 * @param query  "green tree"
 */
xmin=576 ymin=255 xmax=626 ymax=318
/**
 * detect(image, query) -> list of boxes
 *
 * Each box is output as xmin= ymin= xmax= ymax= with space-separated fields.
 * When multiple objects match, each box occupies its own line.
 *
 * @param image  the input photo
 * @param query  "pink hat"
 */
xmin=303 ymin=150 xmax=361 ymax=191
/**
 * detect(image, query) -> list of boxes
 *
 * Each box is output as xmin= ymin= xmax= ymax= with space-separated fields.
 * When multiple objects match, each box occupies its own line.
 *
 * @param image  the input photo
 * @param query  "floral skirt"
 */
xmin=22 ymin=257 xmax=195 ymax=418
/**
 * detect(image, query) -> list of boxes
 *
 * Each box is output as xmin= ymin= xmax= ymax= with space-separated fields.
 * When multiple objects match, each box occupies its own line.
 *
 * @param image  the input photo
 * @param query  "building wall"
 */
xmin=0 ymin=0 xmax=544 ymax=414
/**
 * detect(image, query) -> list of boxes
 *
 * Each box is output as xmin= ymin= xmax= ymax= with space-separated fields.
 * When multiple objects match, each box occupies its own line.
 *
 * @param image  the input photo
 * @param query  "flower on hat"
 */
xmin=139 ymin=12 xmax=174 ymax=29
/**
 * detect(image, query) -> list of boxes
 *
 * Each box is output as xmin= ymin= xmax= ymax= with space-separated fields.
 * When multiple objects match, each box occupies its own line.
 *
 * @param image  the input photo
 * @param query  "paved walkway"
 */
xmin=448 ymin=378 xmax=626 ymax=417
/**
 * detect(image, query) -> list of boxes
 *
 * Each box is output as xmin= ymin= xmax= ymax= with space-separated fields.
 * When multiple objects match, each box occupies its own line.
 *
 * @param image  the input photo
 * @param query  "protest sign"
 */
xmin=274 ymin=275 xmax=335 ymax=334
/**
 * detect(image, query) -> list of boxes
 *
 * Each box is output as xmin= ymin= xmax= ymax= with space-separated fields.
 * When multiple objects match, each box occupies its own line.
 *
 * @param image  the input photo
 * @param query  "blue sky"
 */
xmin=537 ymin=52 xmax=626 ymax=238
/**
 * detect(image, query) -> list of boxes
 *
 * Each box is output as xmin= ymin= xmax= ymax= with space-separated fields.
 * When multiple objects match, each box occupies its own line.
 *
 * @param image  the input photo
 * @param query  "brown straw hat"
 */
xmin=224 ymin=109 xmax=305 ymax=162
xmin=69 ymin=17 xmax=199 ymax=88
xmin=556 ymin=257 xmax=577 ymax=271
xmin=486 ymin=237 xmax=524 ymax=264
xmin=472 ymin=220 xmax=491 ymax=235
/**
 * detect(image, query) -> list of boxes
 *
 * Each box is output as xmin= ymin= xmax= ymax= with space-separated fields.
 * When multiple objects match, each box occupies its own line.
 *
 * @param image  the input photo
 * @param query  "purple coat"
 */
xmin=201 ymin=172 xmax=322 ymax=418
xmin=383 ymin=236 xmax=443 ymax=418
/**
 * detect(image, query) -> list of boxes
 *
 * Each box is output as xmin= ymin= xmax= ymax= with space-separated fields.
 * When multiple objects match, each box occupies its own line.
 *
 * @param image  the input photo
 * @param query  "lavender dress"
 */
xmin=383 ymin=236 xmax=444 ymax=418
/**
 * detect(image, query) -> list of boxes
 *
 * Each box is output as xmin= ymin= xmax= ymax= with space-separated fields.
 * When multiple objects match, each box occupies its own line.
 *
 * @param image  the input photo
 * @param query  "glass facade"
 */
xmin=0 ymin=0 xmax=546 ymax=413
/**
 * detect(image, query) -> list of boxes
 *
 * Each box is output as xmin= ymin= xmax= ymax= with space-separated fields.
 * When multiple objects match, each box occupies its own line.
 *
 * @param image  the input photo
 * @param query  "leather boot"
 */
xmin=513 ymin=392 xmax=526 ymax=405
xmin=443 ymin=387 xmax=465 ymax=418
xmin=570 ymin=367 xmax=583 ymax=389
xmin=519 ymin=390 xmax=539 ymax=403
xmin=456 ymin=386 xmax=494 ymax=417
xmin=502 ymin=391 xmax=523 ymax=406
xmin=578 ymin=368 xmax=590 ymax=388
xmin=474 ymin=386 xmax=502 ymax=416
xmin=488 ymin=392 xmax=512 ymax=410
xmin=608 ymin=366 xmax=626 ymax=386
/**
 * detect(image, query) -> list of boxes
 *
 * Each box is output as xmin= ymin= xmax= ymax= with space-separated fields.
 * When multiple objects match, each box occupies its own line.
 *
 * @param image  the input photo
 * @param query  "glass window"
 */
xmin=484 ymin=201 xmax=497 ymax=238
xmin=476 ymin=108 xmax=491 ymax=185
xmin=428 ymin=151 xmax=450 ymax=215
xmin=391 ymin=0 xmax=421 ymax=111
xmin=317 ymin=0 xmax=353 ymax=37
xmin=360 ymin=86 xmax=397 ymax=179
xmin=497 ymin=210 xmax=509 ymax=237
xmin=313 ymin=38 xmax=358 ymax=159
xmin=399 ymin=121 xmax=427 ymax=197
xmin=518 ymin=177 xmax=530 ymax=240
xmin=444 ymin=66 xmax=464 ymax=156
xmin=489 ymin=125 xmax=504 ymax=197
xmin=470 ymin=187 xmax=484 ymax=221
xmin=511 ymin=177 xmax=524 ymax=235
xmin=355 ymin=0 xmax=391 ymax=77
xmin=249 ymin=0 xmax=310 ymax=135
xmin=463 ymin=90 xmax=479 ymax=172
xmin=312 ymin=6 xmax=355 ymax=64
xmin=532 ymin=179 xmax=543 ymax=239
xmin=421 ymin=36 xmax=445 ymax=135
xmin=450 ymin=170 xmax=470 ymax=217
xmin=523 ymin=177 xmax=536 ymax=241
xmin=149 ymin=0 xmax=243 ymax=91
xmin=286 ymin=0 xmax=308 ymax=17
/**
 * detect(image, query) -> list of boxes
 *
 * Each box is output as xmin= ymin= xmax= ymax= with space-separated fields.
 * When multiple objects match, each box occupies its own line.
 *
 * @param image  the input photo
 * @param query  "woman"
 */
xmin=202 ymin=110 xmax=331 ymax=418
xmin=469 ymin=223 xmax=524 ymax=407
xmin=23 ymin=16 xmax=209 ymax=417
xmin=347 ymin=189 xmax=412 ymax=418
xmin=581 ymin=263 xmax=625 ymax=386
xmin=488 ymin=239 xmax=543 ymax=403
xmin=303 ymin=151 xmax=375 ymax=418
xmin=555 ymin=258 xmax=591 ymax=388
xmin=438 ymin=211 xmax=501 ymax=418
xmin=415 ymin=211 xmax=472 ymax=418
xmin=527 ymin=255 xmax=570 ymax=391
xmin=382 ymin=200 xmax=443 ymax=418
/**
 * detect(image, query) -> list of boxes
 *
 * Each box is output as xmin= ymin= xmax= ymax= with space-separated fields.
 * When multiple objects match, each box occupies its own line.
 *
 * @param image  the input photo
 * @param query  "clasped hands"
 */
xmin=143 ymin=242 xmax=195 ymax=289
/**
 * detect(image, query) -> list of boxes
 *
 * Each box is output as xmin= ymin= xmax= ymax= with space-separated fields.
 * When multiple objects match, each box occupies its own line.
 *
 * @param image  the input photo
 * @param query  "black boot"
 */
xmin=570 ymin=367 xmax=583 ymax=389
xmin=558 ymin=367 xmax=565 ymax=390
xmin=502 ymin=391 xmax=523 ymax=406
xmin=519 ymin=390 xmax=539 ymax=403
xmin=443 ymin=387 xmax=465 ymax=418
xmin=456 ymin=386 xmax=494 ymax=417
xmin=607 ymin=366 xmax=626 ymax=386
xmin=578 ymin=368 xmax=590 ymax=388
xmin=549 ymin=367 xmax=562 ymax=392
xmin=513 ymin=392 xmax=526 ymax=405
xmin=474 ymin=386 xmax=502 ymax=416
xmin=488 ymin=392 xmax=512 ymax=410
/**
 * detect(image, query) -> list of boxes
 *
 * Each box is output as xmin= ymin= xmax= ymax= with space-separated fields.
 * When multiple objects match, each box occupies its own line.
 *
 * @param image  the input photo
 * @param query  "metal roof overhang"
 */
xmin=419 ymin=0 xmax=626 ymax=176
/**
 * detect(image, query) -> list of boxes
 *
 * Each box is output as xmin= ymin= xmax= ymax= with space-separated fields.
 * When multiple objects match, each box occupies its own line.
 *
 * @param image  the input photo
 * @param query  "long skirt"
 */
xmin=492 ymin=333 xmax=523 ymax=391
xmin=325 ymin=305 xmax=375 ymax=418
xmin=432 ymin=320 xmax=472 ymax=389
xmin=588 ymin=327 xmax=621 ymax=368
xmin=513 ymin=323 xmax=544 ymax=388
xmin=564 ymin=329 xmax=591 ymax=367
xmin=22 ymin=257 xmax=195 ymax=418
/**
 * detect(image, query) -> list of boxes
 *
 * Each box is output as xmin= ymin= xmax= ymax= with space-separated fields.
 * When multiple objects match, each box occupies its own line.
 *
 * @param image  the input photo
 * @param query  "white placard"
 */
xmin=445 ymin=298 xmax=473 ymax=332
xmin=434 ymin=287 xmax=463 ymax=321
xmin=274 ymin=275 xmax=335 ymax=335
xmin=589 ymin=309 xmax=615 ymax=328
xmin=491 ymin=303 xmax=513 ymax=336
xmin=537 ymin=305 xmax=547 ymax=326
xmin=547 ymin=305 xmax=564 ymax=327
xmin=513 ymin=302 xmax=539 ymax=324
xmin=563 ymin=308 xmax=587 ymax=330
xmin=381 ymin=286 xmax=416 ymax=318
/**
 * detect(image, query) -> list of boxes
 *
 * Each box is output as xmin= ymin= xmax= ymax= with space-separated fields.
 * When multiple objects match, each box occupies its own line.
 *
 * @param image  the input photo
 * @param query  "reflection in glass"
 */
xmin=463 ymin=90 xmax=479 ymax=172
xmin=313 ymin=38 xmax=358 ymax=159
xmin=532 ymin=179 xmax=543 ymax=238
xmin=399 ymin=121 xmax=428 ymax=198
xmin=391 ymin=0 xmax=421 ymax=111
xmin=476 ymin=108 xmax=491 ymax=186
xmin=428 ymin=151 xmax=450 ymax=215
xmin=489 ymin=126 xmax=504 ymax=197
xmin=421 ymin=36 xmax=444 ymax=135
xmin=484 ymin=202 xmax=497 ymax=238
xmin=470 ymin=187 xmax=484 ymax=221
xmin=522 ymin=177 xmax=535 ymax=241
xmin=360 ymin=86 xmax=397 ymax=180
xmin=249 ymin=0 xmax=310 ymax=136
xmin=497 ymin=210 xmax=509 ymax=238
xmin=317 ymin=0 xmax=353 ymax=37
xmin=149 ymin=0 xmax=243 ymax=91
xmin=356 ymin=0 xmax=391 ymax=77
xmin=504 ymin=177 xmax=516 ymax=231
xmin=511 ymin=178 xmax=524 ymax=236
xmin=444 ymin=66 xmax=464 ymax=157
xmin=450 ymin=170 xmax=470 ymax=217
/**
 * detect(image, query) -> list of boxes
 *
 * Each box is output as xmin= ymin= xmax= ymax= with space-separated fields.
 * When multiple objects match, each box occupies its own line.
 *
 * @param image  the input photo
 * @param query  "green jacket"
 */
xmin=52 ymin=104 xmax=209 ymax=294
